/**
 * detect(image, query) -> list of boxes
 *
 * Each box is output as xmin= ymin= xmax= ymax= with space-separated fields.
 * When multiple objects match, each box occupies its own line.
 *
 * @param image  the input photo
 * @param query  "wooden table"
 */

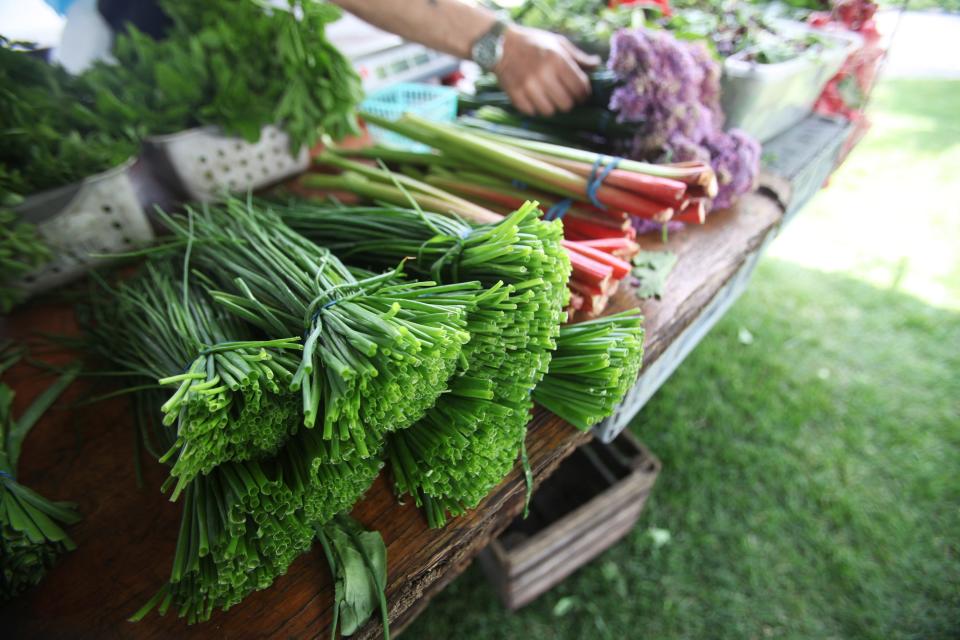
xmin=1 ymin=178 xmax=787 ymax=639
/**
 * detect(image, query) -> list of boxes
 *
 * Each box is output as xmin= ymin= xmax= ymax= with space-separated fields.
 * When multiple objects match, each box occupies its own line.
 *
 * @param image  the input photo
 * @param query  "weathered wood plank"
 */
xmin=0 ymin=182 xmax=784 ymax=639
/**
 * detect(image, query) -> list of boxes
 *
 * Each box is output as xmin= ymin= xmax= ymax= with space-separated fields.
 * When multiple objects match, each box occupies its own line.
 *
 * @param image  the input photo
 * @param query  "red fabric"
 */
xmin=609 ymin=0 xmax=672 ymax=18
xmin=809 ymin=0 xmax=884 ymax=120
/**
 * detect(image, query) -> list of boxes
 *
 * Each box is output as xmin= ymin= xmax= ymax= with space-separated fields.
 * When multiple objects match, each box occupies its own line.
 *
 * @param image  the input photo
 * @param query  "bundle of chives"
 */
xmin=130 ymin=389 xmax=383 ymax=622
xmin=298 ymin=430 xmax=383 ymax=527
xmin=0 ymin=347 xmax=80 ymax=600
xmin=86 ymin=262 xmax=303 ymax=499
xmin=384 ymin=280 xmax=517 ymax=527
xmin=533 ymin=311 xmax=645 ymax=430
xmin=161 ymin=199 xmax=471 ymax=463
xmin=280 ymin=200 xmax=571 ymax=525
xmin=130 ymin=455 xmax=315 ymax=624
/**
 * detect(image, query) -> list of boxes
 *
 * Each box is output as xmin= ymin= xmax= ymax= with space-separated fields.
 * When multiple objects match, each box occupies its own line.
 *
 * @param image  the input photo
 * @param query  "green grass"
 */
xmin=769 ymin=79 xmax=960 ymax=311
xmin=408 ymin=79 xmax=960 ymax=639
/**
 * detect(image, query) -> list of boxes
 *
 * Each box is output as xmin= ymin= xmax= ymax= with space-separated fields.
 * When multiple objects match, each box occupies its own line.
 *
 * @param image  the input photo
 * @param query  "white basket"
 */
xmin=145 ymin=125 xmax=310 ymax=202
xmin=721 ymin=21 xmax=862 ymax=142
xmin=13 ymin=159 xmax=155 ymax=297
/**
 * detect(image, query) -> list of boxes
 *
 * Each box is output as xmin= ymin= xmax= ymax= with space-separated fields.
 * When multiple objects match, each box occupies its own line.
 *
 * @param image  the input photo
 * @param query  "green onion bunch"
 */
xmin=161 ymin=199 xmax=471 ymax=463
xmin=85 ymin=262 xmax=303 ymax=498
xmin=128 ymin=388 xmax=383 ymax=622
xmin=288 ymin=427 xmax=383 ymax=527
xmin=280 ymin=199 xmax=571 ymax=525
xmin=533 ymin=311 xmax=645 ymax=430
xmin=131 ymin=454 xmax=315 ymax=623
xmin=0 ymin=208 xmax=51 ymax=314
xmin=1 ymin=345 xmax=80 ymax=599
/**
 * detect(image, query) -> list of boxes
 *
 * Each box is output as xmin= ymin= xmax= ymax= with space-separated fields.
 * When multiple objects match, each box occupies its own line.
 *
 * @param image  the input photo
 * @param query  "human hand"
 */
xmin=494 ymin=25 xmax=601 ymax=117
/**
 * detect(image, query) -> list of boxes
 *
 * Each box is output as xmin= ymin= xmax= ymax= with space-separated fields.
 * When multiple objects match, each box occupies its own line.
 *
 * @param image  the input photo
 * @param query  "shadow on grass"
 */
xmin=406 ymin=258 xmax=960 ymax=640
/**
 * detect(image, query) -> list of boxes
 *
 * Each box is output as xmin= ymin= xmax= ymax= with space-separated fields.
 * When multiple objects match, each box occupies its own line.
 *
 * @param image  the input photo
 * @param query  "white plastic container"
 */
xmin=721 ymin=21 xmax=862 ymax=142
xmin=144 ymin=125 xmax=310 ymax=202
xmin=13 ymin=159 xmax=155 ymax=297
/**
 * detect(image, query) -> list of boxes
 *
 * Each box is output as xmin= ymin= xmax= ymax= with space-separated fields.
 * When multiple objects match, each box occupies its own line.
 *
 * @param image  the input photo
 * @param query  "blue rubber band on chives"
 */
xmin=545 ymin=198 xmax=573 ymax=221
xmin=511 ymin=179 xmax=528 ymax=190
xmin=586 ymin=155 xmax=621 ymax=209
xmin=0 ymin=470 xmax=13 ymax=480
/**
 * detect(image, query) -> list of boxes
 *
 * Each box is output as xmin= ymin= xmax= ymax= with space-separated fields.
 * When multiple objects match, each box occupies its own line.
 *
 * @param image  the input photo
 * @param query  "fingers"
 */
xmin=508 ymin=87 xmax=537 ymax=117
xmin=543 ymin=78 xmax=575 ymax=114
xmin=556 ymin=55 xmax=591 ymax=102
xmin=560 ymin=39 xmax=602 ymax=70
xmin=528 ymin=87 xmax=556 ymax=117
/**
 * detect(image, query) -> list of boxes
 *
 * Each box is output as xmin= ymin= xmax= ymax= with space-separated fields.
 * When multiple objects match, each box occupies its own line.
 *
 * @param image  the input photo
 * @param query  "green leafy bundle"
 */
xmin=130 ymin=453 xmax=315 ymax=623
xmin=0 ymin=209 xmax=51 ymax=314
xmin=121 ymin=362 xmax=381 ymax=623
xmin=533 ymin=311 xmax=645 ymax=430
xmin=280 ymin=200 xmax=571 ymax=525
xmin=296 ymin=429 xmax=384 ymax=527
xmin=84 ymin=0 xmax=361 ymax=151
xmin=0 ymin=345 xmax=81 ymax=600
xmin=86 ymin=262 xmax=304 ymax=498
xmin=161 ymin=200 xmax=471 ymax=463
xmin=0 ymin=39 xmax=137 ymax=200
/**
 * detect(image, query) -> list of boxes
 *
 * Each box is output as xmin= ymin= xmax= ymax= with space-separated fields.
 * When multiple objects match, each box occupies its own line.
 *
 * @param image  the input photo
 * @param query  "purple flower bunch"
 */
xmin=608 ymin=28 xmax=760 ymax=211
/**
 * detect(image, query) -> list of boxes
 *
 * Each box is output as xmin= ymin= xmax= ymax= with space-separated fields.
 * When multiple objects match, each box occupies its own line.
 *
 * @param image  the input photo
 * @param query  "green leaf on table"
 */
xmin=632 ymin=250 xmax=678 ymax=300
xmin=318 ymin=515 xmax=390 ymax=639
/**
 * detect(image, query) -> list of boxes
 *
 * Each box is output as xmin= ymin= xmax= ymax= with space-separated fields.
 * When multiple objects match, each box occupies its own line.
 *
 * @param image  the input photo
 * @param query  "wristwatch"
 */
xmin=470 ymin=17 xmax=509 ymax=72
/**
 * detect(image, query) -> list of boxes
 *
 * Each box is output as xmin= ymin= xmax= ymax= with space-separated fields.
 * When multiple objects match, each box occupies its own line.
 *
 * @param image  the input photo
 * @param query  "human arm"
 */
xmin=328 ymin=0 xmax=601 ymax=116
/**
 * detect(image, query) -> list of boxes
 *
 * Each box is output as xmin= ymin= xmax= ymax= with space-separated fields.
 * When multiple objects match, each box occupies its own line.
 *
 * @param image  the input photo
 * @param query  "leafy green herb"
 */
xmin=632 ymin=249 xmax=677 ymax=300
xmin=160 ymin=200 xmax=471 ymax=462
xmin=0 ymin=209 xmax=51 ymax=314
xmin=0 ymin=38 xmax=137 ymax=200
xmin=317 ymin=515 xmax=390 ymax=639
xmin=83 ymin=0 xmax=361 ymax=153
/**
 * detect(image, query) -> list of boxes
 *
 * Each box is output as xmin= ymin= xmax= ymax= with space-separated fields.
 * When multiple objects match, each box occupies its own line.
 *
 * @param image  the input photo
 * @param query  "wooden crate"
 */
xmin=478 ymin=431 xmax=661 ymax=610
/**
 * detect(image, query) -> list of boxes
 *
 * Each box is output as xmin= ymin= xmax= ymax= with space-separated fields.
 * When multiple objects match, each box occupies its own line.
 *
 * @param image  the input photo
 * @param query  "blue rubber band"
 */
xmin=545 ymin=198 xmax=573 ymax=221
xmin=511 ymin=179 xmax=528 ymax=190
xmin=0 ymin=470 xmax=13 ymax=480
xmin=321 ymin=299 xmax=339 ymax=310
xmin=586 ymin=155 xmax=621 ymax=209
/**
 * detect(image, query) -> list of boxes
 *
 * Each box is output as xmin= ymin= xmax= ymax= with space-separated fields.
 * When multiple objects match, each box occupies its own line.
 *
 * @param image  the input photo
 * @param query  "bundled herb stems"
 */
xmin=280 ymin=199 xmax=570 ymax=526
xmin=1 ymin=344 xmax=81 ymax=599
xmin=86 ymin=262 xmax=304 ymax=499
xmin=161 ymin=200 xmax=471 ymax=463
xmin=533 ymin=311 xmax=645 ymax=430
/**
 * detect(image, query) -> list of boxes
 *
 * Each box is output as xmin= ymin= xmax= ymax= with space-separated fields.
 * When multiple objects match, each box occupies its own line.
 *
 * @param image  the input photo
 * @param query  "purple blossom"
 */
xmin=631 ymin=218 xmax=686 ymax=236
xmin=607 ymin=28 xmax=760 ymax=212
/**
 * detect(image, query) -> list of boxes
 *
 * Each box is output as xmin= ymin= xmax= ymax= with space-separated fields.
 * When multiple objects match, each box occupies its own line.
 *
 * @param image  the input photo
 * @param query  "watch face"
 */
xmin=473 ymin=26 xmax=505 ymax=71
xmin=475 ymin=38 xmax=496 ymax=70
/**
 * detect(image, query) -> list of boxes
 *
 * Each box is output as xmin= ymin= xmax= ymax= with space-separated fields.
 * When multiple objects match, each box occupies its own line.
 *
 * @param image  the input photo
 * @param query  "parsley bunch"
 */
xmin=0 ymin=39 xmax=137 ymax=200
xmin=84 ymin=0 xmax=361 ymax=152
xmin=0 ymin=208 xmax=52 ymax=314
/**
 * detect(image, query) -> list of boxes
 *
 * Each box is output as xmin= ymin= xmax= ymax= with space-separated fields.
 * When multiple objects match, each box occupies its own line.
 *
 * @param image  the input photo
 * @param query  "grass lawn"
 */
xmin=407 ymin=79 xmax=960 ymax=639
